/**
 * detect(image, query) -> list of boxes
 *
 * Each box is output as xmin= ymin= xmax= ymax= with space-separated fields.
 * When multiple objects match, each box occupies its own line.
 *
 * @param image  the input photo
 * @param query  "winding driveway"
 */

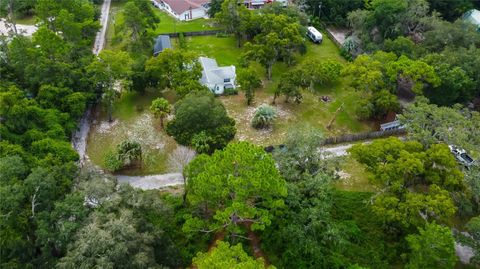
xmin=72 ymin=0 xmax=111 ymax=165
xmin=114 ymin=144 xmax=357 ymax=190
xmin=93 ymin=0 xmax=111 ymax=55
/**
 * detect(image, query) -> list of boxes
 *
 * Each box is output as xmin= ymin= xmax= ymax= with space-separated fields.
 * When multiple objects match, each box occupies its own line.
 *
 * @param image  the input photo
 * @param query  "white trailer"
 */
xmin=307 ymin=26 xmax=323 ymax=44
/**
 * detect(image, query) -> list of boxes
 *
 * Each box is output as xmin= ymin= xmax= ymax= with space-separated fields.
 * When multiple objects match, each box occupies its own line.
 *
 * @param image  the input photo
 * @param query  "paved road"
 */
xmin=93 ymin=0 xmax=111 ymax=55
xmin=0 ymin=19 xmax=37 ymax=36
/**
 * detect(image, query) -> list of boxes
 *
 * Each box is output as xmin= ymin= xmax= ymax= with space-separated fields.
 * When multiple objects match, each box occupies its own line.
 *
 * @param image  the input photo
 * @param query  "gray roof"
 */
xmin=153 ymin=35 xmax=171 ymax=56
xmin=199 ymin=57 xmax=235 ymax=85
xmin=463 ymin=9 xmax=480 ymax=26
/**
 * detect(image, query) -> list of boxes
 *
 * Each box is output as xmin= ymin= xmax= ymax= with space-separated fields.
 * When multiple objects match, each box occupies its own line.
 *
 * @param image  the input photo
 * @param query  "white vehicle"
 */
xmin=307 ymin=26 xmax=323 ymax=44
xmin=448 ymin=145 xmax=475 ymax=167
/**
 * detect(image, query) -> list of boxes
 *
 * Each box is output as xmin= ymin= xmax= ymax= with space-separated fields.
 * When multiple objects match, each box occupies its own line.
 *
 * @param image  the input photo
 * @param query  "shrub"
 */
xmin=104 ymin=151 xmax=123 ymax=172
xmin=178 ymin=32 xmax=187 ymax=49
xmin=215 ymin=32 xmax=230 ymax=38
xmin=223 ymin=87 xmax=238 ymax=96
xmin=104 ymin=140 xmax=142 ymax=172
xmin=251 ymin=104 xmax=277 ymax=129
xmin=117 ymin=140 xmax=142 ymax=167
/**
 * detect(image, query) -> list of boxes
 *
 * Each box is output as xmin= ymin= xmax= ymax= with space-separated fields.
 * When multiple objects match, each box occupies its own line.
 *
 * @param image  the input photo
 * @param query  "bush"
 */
xmin=103 ymin=140 xmax=142 ymax=172
xmin=223 ymin=87 xmax=238 ymax=96
xmin=215 ymin=32 xmax=230 ymax=38
xmin=340 ymin=48 xmax=353 ymax=62
xmin=104 ymin=151 xmax=123 ymax=172
xmin=251 ymin=104 xmax=277 ymax=129
xmin=117 ymin=140 xmax=142 ymax=167
xmin=178 ymin=32 xmax=187 ymax=49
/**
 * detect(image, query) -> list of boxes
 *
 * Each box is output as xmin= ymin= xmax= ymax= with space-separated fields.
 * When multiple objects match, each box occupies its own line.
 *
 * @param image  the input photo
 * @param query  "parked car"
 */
xmin=307 ymin=26 xmax=322 ymax=44
xmin=448 ymin=145 xmax=475 ymax=167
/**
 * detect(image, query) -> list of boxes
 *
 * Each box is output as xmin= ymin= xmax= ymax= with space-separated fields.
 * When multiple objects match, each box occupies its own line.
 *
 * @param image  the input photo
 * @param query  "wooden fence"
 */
xmin=161 ymin=30 xmax=222 ymax=38
xmin=265 ymin=129 xmax=406 ymax=152
xmin=322 ymin=128 xmax=406 ymax=146
xmin=325 ymin=28 xmax=342 ymax=48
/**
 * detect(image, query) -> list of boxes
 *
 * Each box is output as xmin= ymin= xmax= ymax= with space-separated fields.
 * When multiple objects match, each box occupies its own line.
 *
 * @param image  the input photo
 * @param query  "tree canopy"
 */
xmin=183 ymin=142 xmax=287 ymax=237
xmin=405 ymin=222 xmax=457 ymax=269
xmin=349 ymin=137 xmax=463 ymax=228
xmin=166 ymin=91 xmax=236 ymax=154
xmin=193 ymin=241 xmax=270 ymax=269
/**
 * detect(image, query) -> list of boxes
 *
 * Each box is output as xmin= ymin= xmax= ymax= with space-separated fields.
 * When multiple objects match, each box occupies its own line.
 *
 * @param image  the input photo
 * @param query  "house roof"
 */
xmin=158 ymin=0 xmax=210 ymax=15
xmin=463 ymin=9 xmax=480 ymax=26
xmin=199 ymin=57 xmax=236 ymax=85
xmin=153 ymin=35 xmax=171 ymax=56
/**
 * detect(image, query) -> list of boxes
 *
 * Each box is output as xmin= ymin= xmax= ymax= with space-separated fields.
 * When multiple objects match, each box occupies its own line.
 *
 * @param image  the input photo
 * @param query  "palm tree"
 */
xmin=150 ymin=98 xmax=171 ymax=128
xmin=117 ymin=140 xmax=142 ymax=167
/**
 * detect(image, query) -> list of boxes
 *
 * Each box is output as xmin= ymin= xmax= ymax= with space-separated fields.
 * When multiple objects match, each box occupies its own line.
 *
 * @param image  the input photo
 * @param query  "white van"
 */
xmin=307 ymin=26 xmax=323 ymax=44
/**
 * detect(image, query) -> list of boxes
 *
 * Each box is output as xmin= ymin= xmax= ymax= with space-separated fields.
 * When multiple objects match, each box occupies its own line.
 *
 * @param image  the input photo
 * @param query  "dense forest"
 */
xmin=1 ymin=0 xmax=479 ymax=268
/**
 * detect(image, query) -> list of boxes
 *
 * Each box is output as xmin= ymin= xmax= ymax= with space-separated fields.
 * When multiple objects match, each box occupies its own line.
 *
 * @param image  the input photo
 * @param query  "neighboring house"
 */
xmin=241 ymin=0 xmax=287 ymax=9
xmin=152 ymin=0 xmax=210 ymax=21
xmin=153 ymin=35 xmax=171 ymax=56
xmin=199 ymin=57 xmax=236 ymax=95
xmin=463 ymin=9 xmax=480 ymax=31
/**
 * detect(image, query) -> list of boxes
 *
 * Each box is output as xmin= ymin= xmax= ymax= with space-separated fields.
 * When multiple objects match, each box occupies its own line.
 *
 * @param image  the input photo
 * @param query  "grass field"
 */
xmin=180 ymin=34 xmax=373 ymax=145
xmin=153 ymin=9 xmax=217 ymax=34
xmin=334 ymin=156 xmax=376 ymax=192
xmin=13 ymin=15 xmax=36 ymax=25
xmin=104 ymin=1 xmax=125 ymax=51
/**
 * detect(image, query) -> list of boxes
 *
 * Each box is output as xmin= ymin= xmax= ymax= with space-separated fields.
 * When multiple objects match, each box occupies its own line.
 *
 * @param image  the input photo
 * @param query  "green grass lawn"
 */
xmin=334 ymin=156 xmax=376 ymax=192
xmin=105 ymin=4 xmax=217 ymax=52
xmin=13 ymin=15 xmax=36 ymax=25
xmin=181 ymin=34 xmax=373 ymax=146
xmin=104 ymin=1 xmax=126 ymax=51
xmin=153 ymin=9 xmax=217 ymax=34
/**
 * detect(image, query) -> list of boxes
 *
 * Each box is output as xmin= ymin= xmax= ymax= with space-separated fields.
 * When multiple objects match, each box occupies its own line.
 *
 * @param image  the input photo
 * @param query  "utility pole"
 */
xmin=318 ymin=2 xmax=322 ymax=18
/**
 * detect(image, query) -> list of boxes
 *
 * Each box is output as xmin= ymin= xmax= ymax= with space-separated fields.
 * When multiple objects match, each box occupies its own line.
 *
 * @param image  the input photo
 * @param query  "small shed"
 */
xmin=463 ymin=9 xmax=480 ymax=31
xmin=153 ymin=35 xmax=171 ymax=56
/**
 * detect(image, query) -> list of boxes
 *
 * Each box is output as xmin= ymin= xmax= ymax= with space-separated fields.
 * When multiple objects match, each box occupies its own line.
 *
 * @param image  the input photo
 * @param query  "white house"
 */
xmin=199 ymin=57 xmax=236 ymax=95
xmin=152 ymin=0 xmax=210 ymax=21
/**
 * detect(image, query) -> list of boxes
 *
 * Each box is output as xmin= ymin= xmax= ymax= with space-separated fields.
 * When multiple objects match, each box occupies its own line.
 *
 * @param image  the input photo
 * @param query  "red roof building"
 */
xmin=152 ymin=0 xmax=210 ymax=21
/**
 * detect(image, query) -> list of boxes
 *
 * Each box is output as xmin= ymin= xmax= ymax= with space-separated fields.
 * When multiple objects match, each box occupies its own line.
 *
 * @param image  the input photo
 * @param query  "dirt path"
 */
xmin=112 ymin=143 xmax=362 ymax=190
xmin=72 ymin=0 xmax=111 ymax=164
xmin=322 ymin=143 xmax=357 ymax=157
xmin=116 ymin=173 xmax=183 ymax=190
xmin=93 ymin=0 xmax=111 ymax=55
